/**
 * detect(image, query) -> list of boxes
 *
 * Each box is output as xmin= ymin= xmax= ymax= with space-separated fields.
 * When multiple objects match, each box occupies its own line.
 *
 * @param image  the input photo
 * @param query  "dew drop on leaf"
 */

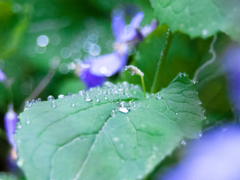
xmin=85 ymin=95 xmax=92 ymax=102
xmin=52 ymin=101 xmax=57 ymax=108
xmin=58 ymin=94 xmax=65 ymax=99
xmin=47 ymin=95 xmax=54 ymax=101
xmin=181 ymin=140 xmax=186 ymax=146
xmin=117 ymin=101 xmax=130 ymax=113
xmin=37 ymin=98 xmax=42 ymax=102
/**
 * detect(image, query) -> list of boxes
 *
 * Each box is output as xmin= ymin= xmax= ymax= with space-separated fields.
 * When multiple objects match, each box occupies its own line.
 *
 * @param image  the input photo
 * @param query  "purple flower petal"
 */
xmin=0 ymin=69 xmax=6 ymax=82
xmin=112 ymin=16 xmax=126 ymax=41
xmin=79 ymin=63 xmax=106 ymax=89
xmin=130 ymin=12 xmax=144 ymax=29
xmin=4 ymin=105 xmax=18 ymax=151
xmin=140 ymin=19 xmax=158 ymax=37
xmin=116 ymin=12 xmax=144 ymax=43
xmin=90 ymin=52 xmax=127 ymax=77
xmin=161 ymin=124 xmax=240 ymax=180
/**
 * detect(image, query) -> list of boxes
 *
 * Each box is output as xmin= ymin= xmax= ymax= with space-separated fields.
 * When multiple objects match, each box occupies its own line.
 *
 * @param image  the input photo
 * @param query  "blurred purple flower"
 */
xmin=78 ymin=11 xmax=157 ymax=88
xmin=0 ymin=69 xmax=6 ymax=81
xmin=77 ymin=61 xmax=106 ymax=89
xmin=4 ymin=104 xmax=18 ymax=151
xmin=221 ymin=44 xmax=240 ymax=120
xmin=160 ymin=124 xmax=240 ymax=180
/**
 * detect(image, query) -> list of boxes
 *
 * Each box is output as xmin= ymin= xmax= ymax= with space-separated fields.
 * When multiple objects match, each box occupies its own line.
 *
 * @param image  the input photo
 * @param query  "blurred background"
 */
xmin=0 ymin=0 xmax=239 ymax=179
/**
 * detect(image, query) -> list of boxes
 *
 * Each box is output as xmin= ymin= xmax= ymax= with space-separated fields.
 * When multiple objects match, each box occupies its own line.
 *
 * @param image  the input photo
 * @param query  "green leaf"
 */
xmin=16 ymin=76 xmax=204 ymax=180
xmin=150 ymin=0 xmax=240 ymax=42
xmin=0 ymin=173 xmax=18 ymax=180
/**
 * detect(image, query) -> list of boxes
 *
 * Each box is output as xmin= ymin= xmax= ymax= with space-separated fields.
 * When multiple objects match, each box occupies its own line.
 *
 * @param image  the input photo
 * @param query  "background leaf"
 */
xmin=150 ymin=0 xmax=240 ymax=42
xmin=16 ymin=76 xmax=204 ymax=180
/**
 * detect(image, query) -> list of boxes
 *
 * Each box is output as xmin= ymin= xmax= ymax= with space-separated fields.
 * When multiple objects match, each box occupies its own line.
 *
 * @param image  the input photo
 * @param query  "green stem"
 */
xmin=150 ymin=29 xmax=173 ymax=93
xmin=5 ymin=78 xmax=14 ymax=105
xmin=141 ymin=76 xmax=146 ymax=97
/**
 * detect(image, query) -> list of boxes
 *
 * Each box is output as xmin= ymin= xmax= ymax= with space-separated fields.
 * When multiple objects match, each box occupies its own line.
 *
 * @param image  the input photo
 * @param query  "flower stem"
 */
xmin=151 ymin=29 xmax=173 ymax=93
xmin=141 ymin=76 xmax=146 ymax=97
xmin=193 ymin=34 xmax=217 ymax=82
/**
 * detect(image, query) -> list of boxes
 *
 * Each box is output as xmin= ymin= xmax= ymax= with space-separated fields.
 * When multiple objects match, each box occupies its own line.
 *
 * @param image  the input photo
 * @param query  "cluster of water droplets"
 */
xmin=24 ymin=81 xmax=142 ymax=110
xmin=24 ymin=98 xmax=42 ymax=110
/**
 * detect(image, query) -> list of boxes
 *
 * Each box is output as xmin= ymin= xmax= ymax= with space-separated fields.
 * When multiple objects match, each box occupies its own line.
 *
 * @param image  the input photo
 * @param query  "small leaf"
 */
xmin=16 ymin=76 xmax=204 ymax=180
xmin=151 ymin=0 xmax=240 ymax=42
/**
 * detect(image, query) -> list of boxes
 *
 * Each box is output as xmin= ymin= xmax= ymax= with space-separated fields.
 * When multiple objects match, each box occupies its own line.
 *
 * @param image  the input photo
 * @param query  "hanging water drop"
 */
xmin=111 ymin=110 xmax=117 ymax=117
xmin=47 ymin=95 xmax=54 ymax=101
xmin=52 ymin=101 xmax=57 ymax=108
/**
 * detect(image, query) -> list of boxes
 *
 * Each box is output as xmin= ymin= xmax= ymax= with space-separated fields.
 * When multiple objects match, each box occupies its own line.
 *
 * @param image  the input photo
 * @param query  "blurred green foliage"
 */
xmin=0 ymin=0 xmax=237 ymax=178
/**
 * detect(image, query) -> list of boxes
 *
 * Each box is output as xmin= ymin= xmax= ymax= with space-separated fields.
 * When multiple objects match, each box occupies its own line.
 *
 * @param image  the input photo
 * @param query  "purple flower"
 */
xmin=160 ymin=124 xmax=240 ymax=180
xmin=4 ymin=104 xmax=18 ymax=151
xmin=0 ymin=69 xmax=6 ymax=82
xmin=220 ymin=44 xmax=240 ymax=120
xmin=78 ymin=11 xmax=157 ymax=88
xmin=77 ymin=61 xmax=106 ymax=89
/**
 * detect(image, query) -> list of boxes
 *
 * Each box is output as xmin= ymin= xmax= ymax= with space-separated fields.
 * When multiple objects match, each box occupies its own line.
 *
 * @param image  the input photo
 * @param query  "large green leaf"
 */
xmin=150 ymin=0 xmax=240 ymax=42
xmin=15 ymin=75 xmax=204 ymax=180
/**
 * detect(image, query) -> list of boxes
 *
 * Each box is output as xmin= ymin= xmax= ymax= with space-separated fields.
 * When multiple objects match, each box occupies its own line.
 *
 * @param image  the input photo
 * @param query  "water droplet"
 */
xmin=103 ymin=81 xmax=113 ymax=88
xmin=17 ymin=123 xmax=22 ymax=129
xmin=117 ymin=101 xmax=130 ymax=113
xmin=71 ymin=103 xmax=75 ymax=107
xmin=26 ymin=120 xmax=30 ymax=125
xmin=37 ymin=98 xmax=42 ymax=102
xmin=28 ymin=103 xmax=33 ymax=108
xmin=52 ymin=101 xmax=57 ymax=108
xmin=176 ymin=113 xmax=178 ymax=115
xmin=24 ymin=101 xmax=30 ymax=109
xmin=202 ymin=29 xmax=208 ymax=36
xmin=37 ymin=35 xmax=49 ymax=47
xmin=146 ymin=93 xmax=150 ymax=99
xmin=47 ymin=95 xmax=54 ymax=101
xmin=181 ymin=140 xmax=186 ymax=146
xmin=58 ymin=94 xmax=65 ymax=99
xmin=111 ymin=110 xmax=117 ymax=117
xmin=17 ymin=139 xmax=21 ymax=144
xmin=104 ymin=96 xmax=108 ymax=100
xmin=85 ymin=94 xmax=92 ymax=102
xmin=156 ymin=93 xmax=162 ymax=100
xmin=17 ymin=159 xmax=24 ymax=167
xmin=198 ymin=132 xmax=202 ymax=138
